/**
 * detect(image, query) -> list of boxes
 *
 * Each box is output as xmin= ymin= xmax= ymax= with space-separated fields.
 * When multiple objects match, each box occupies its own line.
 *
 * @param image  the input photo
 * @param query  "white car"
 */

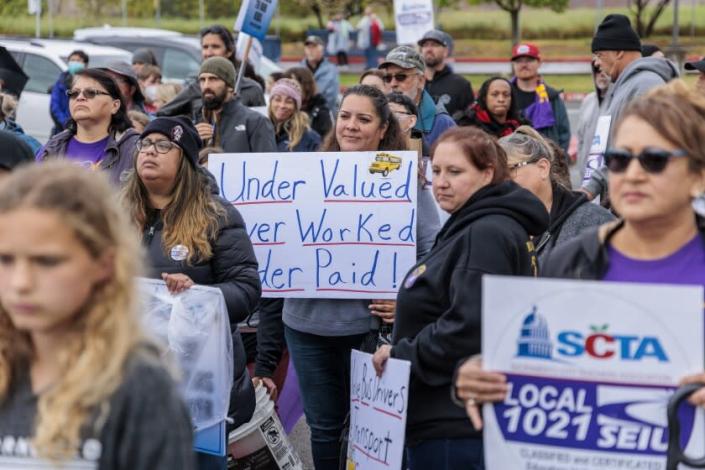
xmin=0 ymin=38 xmax=131 ymax=144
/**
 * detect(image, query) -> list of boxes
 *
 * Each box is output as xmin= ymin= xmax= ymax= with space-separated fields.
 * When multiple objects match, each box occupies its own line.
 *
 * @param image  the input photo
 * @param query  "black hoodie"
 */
xmin=390 ymin=181 xmax=548 ymax=445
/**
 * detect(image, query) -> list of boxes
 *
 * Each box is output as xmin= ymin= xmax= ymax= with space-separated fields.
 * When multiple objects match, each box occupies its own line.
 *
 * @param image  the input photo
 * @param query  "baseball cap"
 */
xmin=304 ymin=35 xmax=324 ymax=47
xmin=685 ymin=57 xmax=705 ymax=73
xmin=511 ymin=43 xmax=541 ymax=61
xmin=379 ymin=46 xmax=425 ymax=72
xmin=418 ymin=30 xmax=453 ymax=53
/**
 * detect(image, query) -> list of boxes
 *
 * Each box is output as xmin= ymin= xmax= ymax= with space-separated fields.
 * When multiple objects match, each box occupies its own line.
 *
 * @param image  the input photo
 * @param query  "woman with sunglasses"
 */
xmin=454 ymin=80 xmax=705 ymax=430
xmin=458 ymin=77 xmax=526 ymax=138
xmin=36 ymin=68 xmax=138 ymax=186
xmin=499 ymin=126 xmax=613 ymax=263
xmin=121 ymin=117 xmax=261 ymax=470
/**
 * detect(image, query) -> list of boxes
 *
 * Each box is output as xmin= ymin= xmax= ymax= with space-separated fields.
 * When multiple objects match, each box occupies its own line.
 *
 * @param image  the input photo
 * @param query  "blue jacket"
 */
xmin=0 ymin=120 xmax=41 ymax=154
xmin=275 ymin=128 xmax=321 ymax=152
xmin=301 ymin=58 xmax=340 ymax=113
xmin=414 ymin=90 xmax=456 ymax=149
xmin=50 ymin=71 xmax=71 ymax=131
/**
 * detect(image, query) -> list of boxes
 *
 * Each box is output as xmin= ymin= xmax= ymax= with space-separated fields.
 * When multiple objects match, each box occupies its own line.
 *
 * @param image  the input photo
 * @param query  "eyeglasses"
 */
xmin=137 ymin=138 xmax=178 ymax=154
xmin=393 ymin=110 xmax=414 ymax=118
xmin=509 ymin=160 xmax=536 ymax=176
xmin=603 ymin=147 xmax=688 ymax=174
xmin=66 ymin=88 xmax=112 ymax=100
xmin=382 ymin=72 xmax=417 ymax=84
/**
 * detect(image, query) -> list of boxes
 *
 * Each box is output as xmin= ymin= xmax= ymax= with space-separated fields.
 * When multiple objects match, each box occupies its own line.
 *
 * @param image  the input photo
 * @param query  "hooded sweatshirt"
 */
xmin=581 ymin=57 xmax=679 ymax=196
xmin=390 ymin=181 xmax=549 ymax=445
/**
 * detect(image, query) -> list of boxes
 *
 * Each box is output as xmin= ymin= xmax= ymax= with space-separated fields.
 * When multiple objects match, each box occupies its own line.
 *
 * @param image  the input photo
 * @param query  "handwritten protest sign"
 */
xmin=346 ymin=349 xmax=410 ymax=470
xmin=394 ymin=0 xmax=435 ymax=45
xmin=209 ymin=151 xmax=418 ymax=299
xmin=482 ymin=275 xmax=705 ymax=470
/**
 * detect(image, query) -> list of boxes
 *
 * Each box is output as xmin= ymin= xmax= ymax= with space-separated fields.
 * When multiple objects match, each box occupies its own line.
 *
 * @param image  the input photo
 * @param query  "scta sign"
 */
xmin=557 ymin=325 xmax=668 ymax=362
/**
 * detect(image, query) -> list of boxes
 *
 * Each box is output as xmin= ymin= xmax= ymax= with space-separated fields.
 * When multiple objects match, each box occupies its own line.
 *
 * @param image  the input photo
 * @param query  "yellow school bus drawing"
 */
xmin=368 ymin=152 xmax=402 ymax=177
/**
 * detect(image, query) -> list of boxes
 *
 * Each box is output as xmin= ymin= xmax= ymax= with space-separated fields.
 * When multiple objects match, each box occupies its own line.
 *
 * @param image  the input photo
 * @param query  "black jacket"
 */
xmin=303 ymin=93 xmax=333 ymax=141
xmin=195 ymin=98 xmax=277 ymax=153
xmin=391 ymin=181 xmax=548 ymax=444
xmin=425 ymin=65 xmax=474 ymax=124
xmin=541 ymin=217 xmax=705 ymax=280
xmin=157 ymin=76 xmax=265 ymax=118
xmin=142 ymin=193 xmax=262 ymax=428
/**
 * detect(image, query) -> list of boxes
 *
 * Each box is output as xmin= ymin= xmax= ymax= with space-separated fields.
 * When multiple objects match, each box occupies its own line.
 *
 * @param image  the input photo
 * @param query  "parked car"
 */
xmin=74 ymin=26 xmax=281 ymax=83
xmin=0 ymin=38 xmax=131 ymax=143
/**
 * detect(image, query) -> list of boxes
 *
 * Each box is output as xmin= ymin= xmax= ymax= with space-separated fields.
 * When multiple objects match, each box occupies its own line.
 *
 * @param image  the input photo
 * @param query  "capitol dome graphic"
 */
xmin=516 ymin=306 xmax=552 ymax=359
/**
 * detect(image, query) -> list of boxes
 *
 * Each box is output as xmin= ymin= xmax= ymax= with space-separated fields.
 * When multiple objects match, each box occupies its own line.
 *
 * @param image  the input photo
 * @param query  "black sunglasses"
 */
xmin=604 ymin=147 xmax=688 ymax=174
xmin=66 ymin=88 xmax=112 ymax=100
xmin=382 ymin=72 xmax=416 ymax=84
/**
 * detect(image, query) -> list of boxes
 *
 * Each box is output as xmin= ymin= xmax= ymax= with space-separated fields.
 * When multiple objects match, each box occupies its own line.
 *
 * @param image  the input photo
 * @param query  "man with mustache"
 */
xmin=194 ymin=57 xmax=276 ymax=153
xmin=510 ymin=43 xmax=571 ymax=153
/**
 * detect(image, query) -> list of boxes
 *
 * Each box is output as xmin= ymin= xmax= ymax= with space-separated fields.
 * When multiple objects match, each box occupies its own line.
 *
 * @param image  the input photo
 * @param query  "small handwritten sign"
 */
xmin=209 ymin=151 xmax=418 ymax=299
xmin=347 ymin=349 xmax=410 ymax=470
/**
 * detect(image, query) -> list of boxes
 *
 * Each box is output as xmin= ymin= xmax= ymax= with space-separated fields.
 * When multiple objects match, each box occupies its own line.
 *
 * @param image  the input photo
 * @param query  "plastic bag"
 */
xmin=139 ymin=278 xmax=234 ymax=432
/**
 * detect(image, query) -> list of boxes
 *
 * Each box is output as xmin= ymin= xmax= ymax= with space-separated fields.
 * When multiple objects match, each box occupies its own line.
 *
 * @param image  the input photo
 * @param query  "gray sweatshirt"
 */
xmin=582 ymin=57 xmax=679 ymax=196
xmin=283 ymin=186 xmax=441 ymax=336
xmin=0 ymin=348 xmax=195 ymax=470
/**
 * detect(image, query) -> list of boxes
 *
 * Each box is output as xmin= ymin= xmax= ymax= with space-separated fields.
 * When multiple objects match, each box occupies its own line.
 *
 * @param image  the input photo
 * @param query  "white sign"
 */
xmin=482 ymin=276 xmax=705 ymax=470
xmin=393 ymin=0 xmax=434 ymax=45
xmin=346 ymin=349 xmax=410 ymax=470
xmin=27 ymin=0 xmax=41 ymax=14
xmin=582 ymin=115 xmax=611 ymax=188
xmin=236 ymin=32 xmax=263 ymax=70
xmin=208 ymin=151 xmax=418 ymax=299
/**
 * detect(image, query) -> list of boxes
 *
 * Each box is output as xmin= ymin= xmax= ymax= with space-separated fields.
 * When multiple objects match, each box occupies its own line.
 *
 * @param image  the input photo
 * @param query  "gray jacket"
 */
xmin=157 ymin=76 xmax=265 ymax=118
xmin=538 ymin=200 xmax=615 ymax=265
xmin=37 ymin=128 xmax=138 ymax=186
xmin=582 ymin=57 xmax=679 ymax=196
xmin=197 ymin=98 xmax=277 ymax=153
xmin=283 ymin=186 xmax=441 ymax=337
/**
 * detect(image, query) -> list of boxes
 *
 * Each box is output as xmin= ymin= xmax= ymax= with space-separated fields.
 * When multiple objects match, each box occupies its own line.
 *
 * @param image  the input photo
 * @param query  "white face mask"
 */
xmin=144 ymin=85 xmax=159 ymax=102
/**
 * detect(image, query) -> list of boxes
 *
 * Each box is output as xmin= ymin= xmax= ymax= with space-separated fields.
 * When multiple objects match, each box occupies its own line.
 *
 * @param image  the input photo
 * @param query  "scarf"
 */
xmin=470 ymin=103 xmax=521 ymax=138
xmin=513 ymin=77 xmax=556 ymax=130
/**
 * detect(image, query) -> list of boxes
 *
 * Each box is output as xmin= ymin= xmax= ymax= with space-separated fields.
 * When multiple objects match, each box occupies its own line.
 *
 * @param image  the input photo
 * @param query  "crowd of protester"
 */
xmin=0 ymin=12 xmax=704 ymax=470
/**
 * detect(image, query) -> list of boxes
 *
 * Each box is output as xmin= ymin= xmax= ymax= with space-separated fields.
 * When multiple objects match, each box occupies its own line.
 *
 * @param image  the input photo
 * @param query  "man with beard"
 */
xmin=510 ymin=43 xmax=571 ymax=152
xmin=195 ymin=57 xmax=276 ymax=153
xmin=418 ymin=30 xmax=474 ymax=124
xmin=379 ymin=45 xmax=455 ymax=149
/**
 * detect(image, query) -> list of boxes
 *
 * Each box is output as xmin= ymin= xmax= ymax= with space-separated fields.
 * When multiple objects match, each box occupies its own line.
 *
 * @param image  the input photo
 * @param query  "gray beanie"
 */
xmin=199 ymin=57 xmax=236 ymax=89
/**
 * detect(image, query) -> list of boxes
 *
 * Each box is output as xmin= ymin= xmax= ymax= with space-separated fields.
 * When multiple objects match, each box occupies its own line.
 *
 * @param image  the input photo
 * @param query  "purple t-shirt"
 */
xmin=63 ymin=136 xmax=111 ymax=169
xmin=603 ymin=235 xmax=705 ymax=287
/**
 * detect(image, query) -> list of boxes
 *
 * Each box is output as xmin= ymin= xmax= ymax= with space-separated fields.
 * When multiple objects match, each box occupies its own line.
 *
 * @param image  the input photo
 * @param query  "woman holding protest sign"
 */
xmin=268 ymin=78 xmax=321 ymax=152
xmin=454 ymin=79 xmax=705 ymax=446
xmin=121 ymin=116 xmax=261 ymax=470
xmin=372 ymin=126 xmax=548 ymax=469
xmin=0 ymin=161 xmax=195 ymax=469
xmin=283 ymin=84 xmax=440 ymax=469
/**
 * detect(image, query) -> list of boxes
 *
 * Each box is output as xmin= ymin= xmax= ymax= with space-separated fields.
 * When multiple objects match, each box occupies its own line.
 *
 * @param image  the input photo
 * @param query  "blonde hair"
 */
xmin=121 ymin=153 xmax=226 ymax=264
xmin=269 ymin=106 xmax=311 ymax=151
xmin=0 ymin=92 xmax=18 ymax=121
xmin=155 ymin=83 xmax=182 ymax=107
xmin=498 ymin=125 xmax=570 ymax=189
xmin=616 ymin=79 xmax=705 ymax=173
xmin=0 ymin=161 xmax=146 ymax=460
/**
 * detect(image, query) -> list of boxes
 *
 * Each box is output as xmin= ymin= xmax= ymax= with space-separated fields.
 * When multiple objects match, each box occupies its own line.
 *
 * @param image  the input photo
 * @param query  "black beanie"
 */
xmin=140 ymin=117 xmax=202 ymax=167
xmin=592 ymin=14 xmax=641 ymax=53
